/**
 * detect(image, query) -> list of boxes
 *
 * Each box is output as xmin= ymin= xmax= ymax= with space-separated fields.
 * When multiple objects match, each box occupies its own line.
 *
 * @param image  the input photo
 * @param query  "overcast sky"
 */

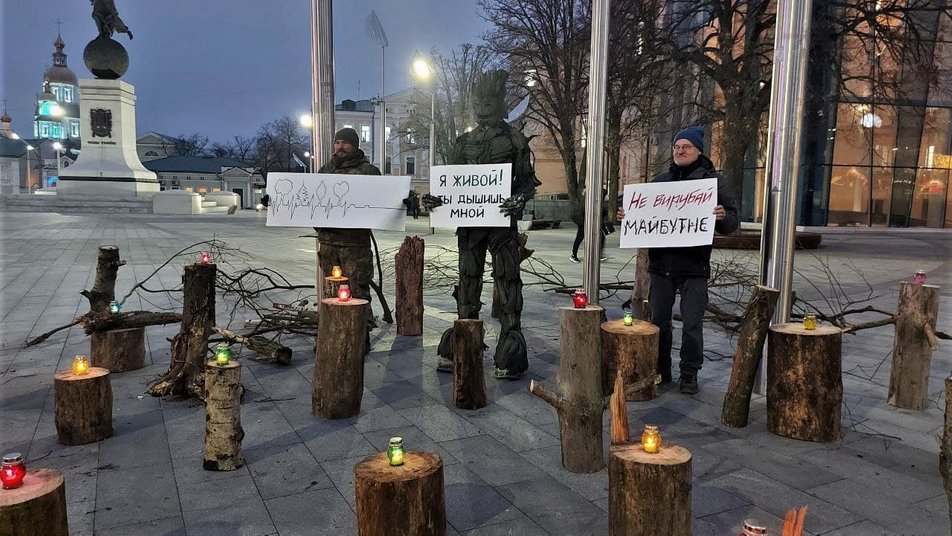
xmin=1 ymin=0 xmax=492 ymax=142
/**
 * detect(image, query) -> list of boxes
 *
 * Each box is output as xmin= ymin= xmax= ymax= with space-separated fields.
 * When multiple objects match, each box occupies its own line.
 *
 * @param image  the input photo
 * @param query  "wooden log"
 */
xmin=609 ymin=372 xmax=629 ymax=445
xmin=80 ymin=245 xmax=125 ymax=313
xmin=212 ymin=326 xmax=292 ymax=366
xmin=323 ymin=276 xmax=349 ymax=300
xmin=767 ymin=323 xmax=842 ymax=442
xmin=888 ymin=283 xmax=941 ymax=410
xmin=54 ymin=367 xmax=113 ymax=445
xmin=354 ymin=451 xmax=446 ymax=536
xmin=600 ymin=319 xmax=659 ymax=401
xmin=313 ymin=297 xmax=368 ymax=418
xmin=631 ymin=249 xmax=650 ymax=321
xmin=940 ymin=376 xmax=952 ymax=529
xmin=528 ymin=306 xmax=605 ymax=473
xmin=90 ymin=327 xmax=145 ymax=372
xmin=148 ymin=263 xmax=217 ymax=399
xmin=609 ymin=443 xmax=692 ymax=535
xmin=453 ymin=319 xmax=486 ymax=410
xmin=721 ymin=285 xmax=780 ymax=427
xmin=0 ymin=467 xmax=68 ymax=536
xmin=395 ymin=236 xmax=425 ymax=336
xmin=81 ymin=310 xmax=182 ymax=335
xmin=203 ymin=360 xmax=245 ymax=471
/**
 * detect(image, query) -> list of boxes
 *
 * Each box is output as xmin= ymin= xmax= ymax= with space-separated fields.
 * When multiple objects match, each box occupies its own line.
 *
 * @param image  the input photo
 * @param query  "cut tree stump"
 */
xmin=80 ymin=245 xmax=125 ymax=313
xmin=323 ymin=276 xmax=349 ymax=299
xmin=313 ymin=297 xmax=368 ymax=419
xmin=148 ymin=263 xmax=217 ymax=399
xmin=888 ymin=282 xmax=941 ymax=410
xmin=54 ymin=367 xmax=113 ymax=445
xmin=609 ymin=444 xmax=692 ymax=535
xmin=529 ymin=305 xmax=605 ymax=473
xmin=395 ymin=236 xmax=424 ymax=336
xmin=630 ymin=249 xmax=650 ymax=321
xmin=721 ymin=285 xmax=780 ymax=427
xmin=940 ymin=376 xmax=952 ymax=529
xmin=601 ymin=319 xmax=659 ymax=400
xmin=0 ymin=467 xmax=68 ymax=536
xmin=90 ymin=326 xmax=145 ymax=372
xmin=354 ymin=451 xmax=446 ymax=536
xmin=453 ymin=319 xmax=486 ymax=410
xmin=609 ymin=372 xmax=629 ymax=445
xmin=203 ymin=360 xmax=245 ymax=471
xmin=767 ymin=323 xmax=842 ymax=442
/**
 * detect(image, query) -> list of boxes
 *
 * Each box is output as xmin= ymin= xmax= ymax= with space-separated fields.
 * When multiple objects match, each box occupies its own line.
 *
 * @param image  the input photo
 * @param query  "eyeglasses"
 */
xmin=673 ymin=144 xmax=696 ymax=151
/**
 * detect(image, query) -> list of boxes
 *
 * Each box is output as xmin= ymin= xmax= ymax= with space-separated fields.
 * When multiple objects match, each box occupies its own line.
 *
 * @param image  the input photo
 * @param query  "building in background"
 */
xmin=33 ymin=33 xmax=80 ymax=143
xmin=142 ymin=155 xmax=265 ymax=208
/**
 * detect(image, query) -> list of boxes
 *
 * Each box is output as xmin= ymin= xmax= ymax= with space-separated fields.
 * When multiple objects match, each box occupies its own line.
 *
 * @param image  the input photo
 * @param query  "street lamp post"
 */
xmin=411 ymin=51 xmax=437 ymax=172
xmin=52 ymin=141 xmax=63 ymax=187
xmin=304 ymin=151 xmax=315 ymax=172
xmin=25 ymin=145 xmax=34 ymax=193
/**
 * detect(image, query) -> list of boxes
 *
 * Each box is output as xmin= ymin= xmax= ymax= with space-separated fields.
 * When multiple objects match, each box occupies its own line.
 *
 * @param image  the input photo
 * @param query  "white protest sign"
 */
xmin=266 ymin=172 xmax=411 ymax=231
xmin=619 ymin=178 xmax=718 ymax=248
xmin=429 ymin=163 xmax=512 ymax=228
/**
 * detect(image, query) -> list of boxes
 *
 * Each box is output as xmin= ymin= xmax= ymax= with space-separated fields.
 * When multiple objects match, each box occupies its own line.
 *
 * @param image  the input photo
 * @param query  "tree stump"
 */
xmin=0 ymin=468 xmax=68 ymax=536
xmin=395 ymin=236 xmax=424 ymax=336
xmin=80 ymin=245 xmax=125 ymax=313
xmin=609 ymin=444 xmax=692 ymax=535
xmin=600 ymin=319 xmax=659 ymax=400
xmin=453 ymin=319 xmax=486 ymax=410
xmin=354 ymin=451 xmax=446 ymax=536
xmin=767 ymin=323 xmax=842 ymax=442
xmin=630 ymin=249 xmax=650 ymax=321
xmin=722 ymin=285 xmax=780 ymax=427
xmin=888 ymin=282 xmax=941 ymax=410
xmin=324 ymin=276 xmax=349 ymax=299
xmin=148 ymin=263 xmax=217 ymax=399
xmin=940 ymin=376 xmax=952 ymax=528
xmin=313 ymin=297 xmax=368 ymax=418
xmin=529 ymin=306 xmax=605 ymax=473
xmin=54 ymin=367 xmax=113 ymax=445
xmin=203 ymin=360 xmax=245 ymax=471
xmin=90 ymin=326 xmax=145 ymax=372
xmin=609 ymin=372 xmax=630 ymax=445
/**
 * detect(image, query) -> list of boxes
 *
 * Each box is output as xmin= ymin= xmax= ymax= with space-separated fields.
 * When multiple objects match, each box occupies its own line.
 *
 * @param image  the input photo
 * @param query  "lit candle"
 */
xmin=200 ymin=251 xmax=212 ymax=265
xmin=572 ymin=289 xmax=588 ymax=309
xmin=803 ymin=312 xmax=817 ymax=331
xmin=641 ymin=425 xmax=661 ymax=454
xmin=331 ymin=265 xmax=343 ymax=279
xmin=914 ymin=269 xmax=926 ymax=285
xmin=387 ymin=437 xmax=406 ymax=466
xmin=338 ymin=284 xmax=352 ymax=302
xmin=623 ymin=311 xmax=634 ymax=326
xmin=1 ymin=453 xmax=26 ymax=489
xmin=71 ymin=355 xmax=90 ymax=375
xmin=214 ymin=344 xmax=231 ymax=366
xmin=109 ymin=300 xmax=121 ymax=314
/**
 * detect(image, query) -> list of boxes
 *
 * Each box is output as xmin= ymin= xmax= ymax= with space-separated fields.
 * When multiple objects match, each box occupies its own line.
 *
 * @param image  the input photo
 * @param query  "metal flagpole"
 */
xmin=754 ymin=0 xmax=814 ymax=394
xmin=310 ymin=0 xmax=335 ymax=299
xmin=583 ymin=0 xmax=610 ymax=305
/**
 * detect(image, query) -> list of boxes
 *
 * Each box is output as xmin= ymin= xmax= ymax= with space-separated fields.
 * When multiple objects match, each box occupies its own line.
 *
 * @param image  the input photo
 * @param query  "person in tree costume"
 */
xmin=427 ymin=69 xmax=541 ymax=380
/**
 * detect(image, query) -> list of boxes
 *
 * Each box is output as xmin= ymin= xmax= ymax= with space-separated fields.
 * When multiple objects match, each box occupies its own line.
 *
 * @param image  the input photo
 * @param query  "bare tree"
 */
xmin=254 ymin=116 xmax=309 ymax=173
xmin=170 ymin=133 xmax=211 ymax=157
xmin=211 ymin=135 xmax=257 ymax=163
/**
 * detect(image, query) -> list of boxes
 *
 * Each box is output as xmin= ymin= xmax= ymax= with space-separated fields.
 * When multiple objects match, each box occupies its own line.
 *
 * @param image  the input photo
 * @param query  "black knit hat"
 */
xmin=334 ymin=127 xmax=360 ymax=149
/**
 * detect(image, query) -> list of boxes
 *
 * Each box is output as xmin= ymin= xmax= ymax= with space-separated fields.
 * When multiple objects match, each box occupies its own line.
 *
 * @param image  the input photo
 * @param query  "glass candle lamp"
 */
xmin=914 ymin=270 xmax=926 ymax=285
xmin=71 ymin=355 xmax=90 ymax=375
xmin=331 ymin=265 xmax=343 ymax=279
xmin=641 ymin=425 xmax=661 ymax=454
xmin=214 ymin=344 xmax=231 ymax=365
xmin=740 ymin=518 xmax=768 ymax=536
xmin=387 ymin=437 xmax=406 ymax=466
xmin=803 ymin=312 xmax=817 ymax=331
xmin=199 ymin=251 xmax=212 ymax=265
xmin=109 ymin=300 xmax=121 ymax=313
xmin=337 ymin=284 xmax=352 ymax=302
xmin=623 ymin=311 xmax=634 ymax=326
xmin=572 ymin=289 xmax=588 ymax=309
xmin=1 ymin=453 xmax=26 ymax=489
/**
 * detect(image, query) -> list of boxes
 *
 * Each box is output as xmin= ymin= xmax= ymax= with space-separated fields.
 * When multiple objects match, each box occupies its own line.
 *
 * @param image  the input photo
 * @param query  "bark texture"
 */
xmin=0 ymin=468 xmax=69 ymax=536
xmin=609 ymin=372 xmax=630 ymax=445
xmin=888 ymin=283 xmax=941 ymax=410
xmin=722 ymin=285 xmax=780 ymax=427
xmin=91 ymin=327 xmax=145 ymax=372
xmin=601 ymin=319 xmax=659 ymax=401
xmin=203 ymin=360 xmax=245 ymax=471
xmin=767 ymin=323 xmax=842 ymax=442
xmin=313 ymin=297 xmax=368 ymax=418
xmin=609 ymin=444 xmax=692 ymax=536
xmin=54 ymin=367 xmax=113 ymax=445
xmin=80 ymin=245 xmax=125 ymax=313
xmin=940 ymin=376 xmax=952 ymax=530
xmin=395 ymin=236 xmax=425 ymax=336
xmin=354 ymin=451 xmax=446 ymax=536
xmin=453 ymin=319 xmax=486 ymax=410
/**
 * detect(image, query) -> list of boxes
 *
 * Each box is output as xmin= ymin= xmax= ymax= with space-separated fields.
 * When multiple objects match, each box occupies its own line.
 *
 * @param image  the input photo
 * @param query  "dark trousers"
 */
xmin=649 ymin=273 xmax=708 ymax=377
xmin=571 ymin=224 xmax=605 ymax=257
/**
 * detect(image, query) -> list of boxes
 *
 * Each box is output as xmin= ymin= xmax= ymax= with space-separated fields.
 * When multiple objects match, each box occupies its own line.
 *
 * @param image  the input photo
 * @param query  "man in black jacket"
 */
xmin=618 ymin=126 xmax=739 ymax=394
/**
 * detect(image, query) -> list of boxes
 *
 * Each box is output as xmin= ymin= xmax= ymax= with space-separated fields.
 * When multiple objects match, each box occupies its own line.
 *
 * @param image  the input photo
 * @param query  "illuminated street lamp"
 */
xmin=299 ymin=113 xmax=313 ymax=130
xmin=52 ymin=141 xmax=63 ymax=186
xmin=410 ymin=50 xmax=436 ymax=172
xmin=304 ymin=151 xmax=315 ymax=172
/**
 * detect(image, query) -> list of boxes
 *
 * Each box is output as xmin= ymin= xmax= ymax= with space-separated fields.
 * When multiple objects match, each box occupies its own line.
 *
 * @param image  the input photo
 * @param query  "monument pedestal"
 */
xmin=57 ymin=79 xmax=158 ymax=197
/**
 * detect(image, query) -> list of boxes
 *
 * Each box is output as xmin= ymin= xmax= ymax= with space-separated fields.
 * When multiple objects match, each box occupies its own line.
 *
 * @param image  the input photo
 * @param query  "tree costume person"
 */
xmin=429 ymin=70 xmax=541 ymax=379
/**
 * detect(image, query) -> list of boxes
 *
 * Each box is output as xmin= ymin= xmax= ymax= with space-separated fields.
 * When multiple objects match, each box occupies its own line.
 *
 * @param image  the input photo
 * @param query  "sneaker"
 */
xmin=494 ymin=367 xmax=523 ymax=380
xmin=569 ymin=255 xmax=581 ymax=263
xmin=678 ymin=374 xmax=699 ymax=394
xmin=436 ymin=357 xmax=454 ymax=373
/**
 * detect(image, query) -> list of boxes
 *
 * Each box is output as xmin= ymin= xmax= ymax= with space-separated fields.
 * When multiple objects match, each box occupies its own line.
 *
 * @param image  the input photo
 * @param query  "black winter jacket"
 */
xmin=647 ymin=155 xmax=739 ymax=278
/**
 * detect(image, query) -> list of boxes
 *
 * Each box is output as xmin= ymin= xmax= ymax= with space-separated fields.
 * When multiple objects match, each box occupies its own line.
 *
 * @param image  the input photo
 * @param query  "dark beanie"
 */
xmin=334 ymin=127 xmax=360 ymax=149
xmin=673 ymin=126 xmax=704 ymax=154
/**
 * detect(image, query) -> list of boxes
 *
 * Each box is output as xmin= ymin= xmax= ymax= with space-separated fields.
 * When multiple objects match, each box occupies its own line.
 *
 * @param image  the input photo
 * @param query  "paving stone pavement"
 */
xmin=1 ymin=210 xmax=950 ymax=535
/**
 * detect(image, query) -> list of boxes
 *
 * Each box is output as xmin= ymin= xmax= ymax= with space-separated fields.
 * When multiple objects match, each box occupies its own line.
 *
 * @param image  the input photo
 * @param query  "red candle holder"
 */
xmin=199 ymin=251 xmax=212 ymax=265
xmin=338 ymin=284 xmax=352 ymax=302
xmin=1 ymin=453 xmax=26 ymax=489
xmin=914 ymin=269 xmax=926 ymax=284
xmin=572 ymin=289 xmax=588 ymax=309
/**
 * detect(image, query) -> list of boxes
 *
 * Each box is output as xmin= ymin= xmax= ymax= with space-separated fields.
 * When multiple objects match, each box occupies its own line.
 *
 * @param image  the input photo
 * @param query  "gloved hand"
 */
xmin=402 ymin=191 xmax=414 ymax=208
xmin=499 ymin=195 xmax=527 ymax=218
xmin=421 ymin=193 xmax=444 ymax=211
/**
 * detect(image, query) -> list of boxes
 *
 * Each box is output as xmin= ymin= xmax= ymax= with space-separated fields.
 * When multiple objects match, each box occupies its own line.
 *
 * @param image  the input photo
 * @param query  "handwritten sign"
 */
xmin=429 ymin=163 xmax=512 ymax=228
xmin=619 ymin=178 xmax=718 ymax=248
xmin=266 ymin=172 xmax=411 ymax=230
